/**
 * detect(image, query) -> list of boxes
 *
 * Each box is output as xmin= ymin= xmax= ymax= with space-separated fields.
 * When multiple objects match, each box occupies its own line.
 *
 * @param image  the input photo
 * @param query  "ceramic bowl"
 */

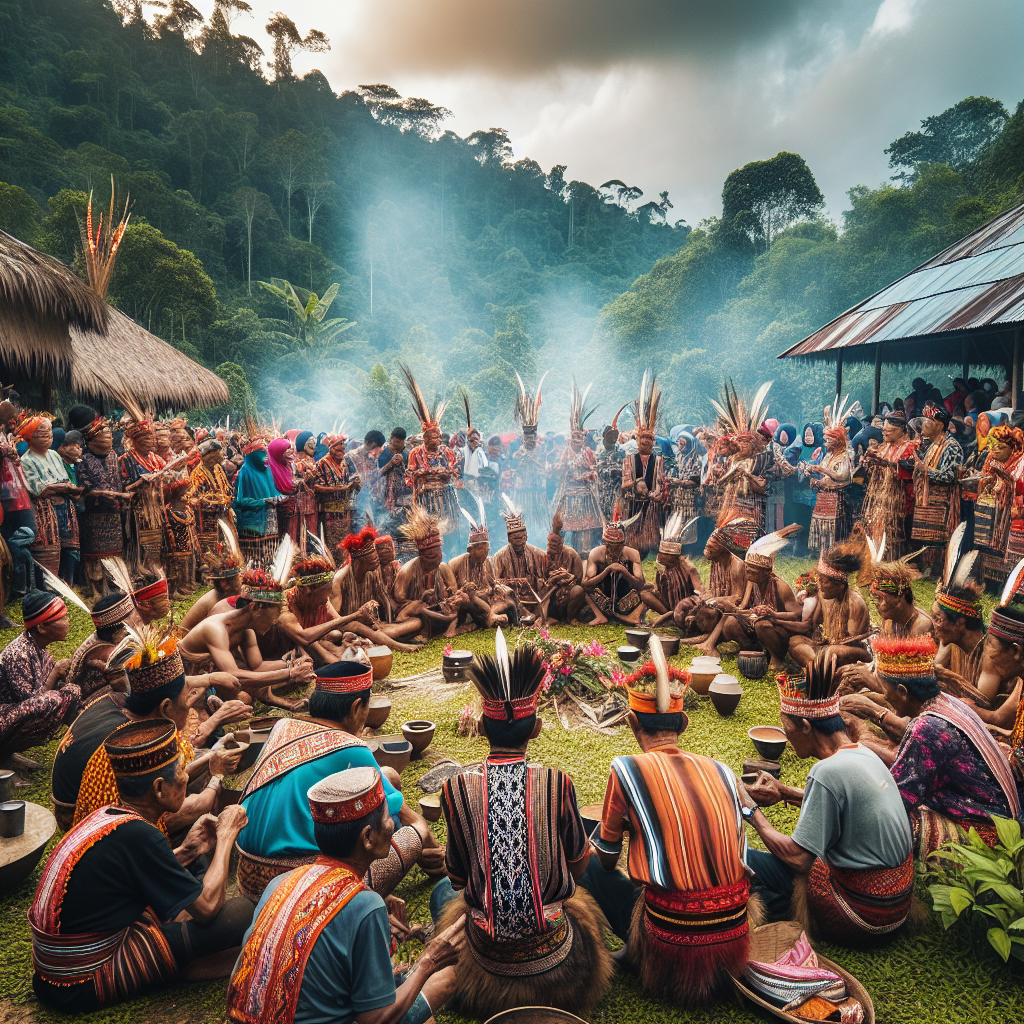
xmin=624 ymin=628 xmax=650 ymax=650
xmin=401 ymin=720 xmax=436 ymax=757
xmin=0 ymin=802 xmax=56 ymax=894
xmin=708 ymin=673 xmax=743 ymax=716
xmin=373 ymin=736 xmax=412 ymax=773
xmin=367 ymin=645 xmax=393 ymax=680
xmin=442 ymin=649 xmax=474 ymax=683
xmin=688 ymin=656 xmax=721 ymax=694
xmin=617 ymin=645 xmax=641 ymax=663
xmin=366 ymin=694 xmax=392 ymax=730
xmin=748 ymin=725 xmax=788 ymax=761
xmin=579 ymin=803 xmax=604 ymax=836
xmin=419 ymin=792 xmax=442 ymax=822
xmin=653 ymin=635 xmax=680 ymax=657
xmin=738 ymin=650 xmax=768 ymax=679
xmin=485 ymin=1007 xmax=588 ymax=1024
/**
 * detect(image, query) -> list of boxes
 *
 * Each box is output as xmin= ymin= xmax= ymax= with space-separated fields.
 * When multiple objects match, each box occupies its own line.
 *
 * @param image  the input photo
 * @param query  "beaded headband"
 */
xmin=481 ymin=694 xmax=538 ymax=720
xmin=91 ymin=593 xmax=135 ymax=629
xmin=308 ymin=769 xmax=385 ymax=825
xmin=240 ymin=569 xmax=285 ymax=604
xmin=314 ymin=660 xmax=373 ymax=694
xmin=659 ymin=540 xmax=682 ymax=555
xmin=873 ymin=636 xmax=937 ymax=689
xmin=989 ymin=606 xmax=1024 ymax=645
xmin=104 ymin=720 xmax=180 ymax=778
xmin=935 ymin=588 xmax=981 ymax=620
xmin=292 ymin=556 xmax=335 ymax=588
xmin=776 ymin=672 xmax=841 ymax=720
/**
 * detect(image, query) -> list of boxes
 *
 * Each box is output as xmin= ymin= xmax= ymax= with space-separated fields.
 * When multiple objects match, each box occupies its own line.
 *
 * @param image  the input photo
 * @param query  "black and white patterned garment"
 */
xmin=485 ymin=757 xmax=534 ymax=940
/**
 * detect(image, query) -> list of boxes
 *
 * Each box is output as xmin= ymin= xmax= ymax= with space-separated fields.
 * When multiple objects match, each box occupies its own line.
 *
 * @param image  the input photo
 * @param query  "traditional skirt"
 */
xmin=909 ymin=806 xmax=999 ymax=860
xmin=319 ymin=502 xmax=353 ymax=554
xmin=671 ymin=486 xmax=700 ymax=522
xmin=808 ymin=490 xmax=849 ymax=553
xmin=629 ymin=879 xmax=750 ymax=1007
xmin=557 ymin=484 xmax=602 ymax=533
xmin=416 ymin=485 xmax=461 ymax=536
xmin=912 ymin=483 xmax=958 ymax=545
xmin=238 ymin=531 xmax=280 ymax=570
xmin=237 ymin=826 xmax=424 ymax=902
xmin=438 ymin=889 xmax=613 ymax=1019
xmin=136 ymin=525 xmax=164 ymax=566
xmin=80 ymin=511 xmax=123 ymax=559
xmin=52 ymin=499 xmax=79 ymax=552
xmin=973 ymin=495 xmax=998 ymax=549
xmin=625 ymin=498 xmax=663 ymax=556
xmin=29 ymin=498 xmax=61 ymax=575
xmin=803 ymin=855 xmax=914 ymax=946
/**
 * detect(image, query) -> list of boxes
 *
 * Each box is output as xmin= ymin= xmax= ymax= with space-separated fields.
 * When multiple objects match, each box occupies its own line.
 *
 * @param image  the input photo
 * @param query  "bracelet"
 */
xmin=875 ymin=707 xmax=887 ymax=727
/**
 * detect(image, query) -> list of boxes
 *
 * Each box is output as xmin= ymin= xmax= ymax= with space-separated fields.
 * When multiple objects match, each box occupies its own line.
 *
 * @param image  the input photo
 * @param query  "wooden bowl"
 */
xmin=731 ymin=920 xmax=875 ymax=1023
xmin=485 ymin=1008 xmax=587 ymax=1024
xmin=708 ymin=673 xmax=743 ymax=716
xmin=743 ymin=757 xmax=781 ymax=779
xmin=366 ymin=694 xmax=392 ymax=730
xmin=579 ymin=803 xmax=604 ymax=835
xmin=749 ymin=725 xmax=787 ymax=761
xmin=738 ymin=650 xmax=767 ymax=679
xmin=654 ymin=634 xmax=680 ymax=656
xmin=367 ymin=645 xmax=393 ymax=680
xmin=0 ymin=802 xmax=56 ymax=894
xmin=617 ymin=645 xmax=641 ymax=663
xmin=401 ymin=720 xmax=435 ymax=757
xmin=373 ymin=736 xmax=412 ymax=773
xmin=624 ymin=628 xmax=650 ymax=650
xmin=419 ymin=792 xmax=442 ymax=822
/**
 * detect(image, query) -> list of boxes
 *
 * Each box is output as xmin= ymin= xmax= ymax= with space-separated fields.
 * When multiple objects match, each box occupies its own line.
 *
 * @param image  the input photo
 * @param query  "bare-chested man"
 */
xmin=393 ymin=506 xmax=467 ymax=638
xmin=692 ymin=516 xmax=751 ymax=656
xmin=178 ymin=568 xmax=316 ymax=710
xmin=179 ymin=565 xmax=242 ymax=632
xmin=491 ymin=504 xmax=547 ymax=625
xmin=582 ymin=520 xmax=645 ymax=625
xmin=537 ymin=514 xmax=585 ymax=625
xmin=278 ymin=556 xmax=357 ymax=664
xmin=789 ymin=542 xmax=871 ymax=669
xmin=448 ymin=521 xmax=513 ymax=629
xmin=868 ymin=561 xmax=934 ymax=639
xmin=331 ymin=526 xmax=423 ymax=650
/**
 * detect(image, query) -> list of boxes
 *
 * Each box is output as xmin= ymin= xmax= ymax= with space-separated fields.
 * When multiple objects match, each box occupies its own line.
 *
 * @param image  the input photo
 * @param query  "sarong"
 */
xmin=416 ymin=485 xmax=460 ymax=536
xmin=912 ymin=483 xmax=958 ymax=544
xmin=805 ymin=855 xmax=913 ymax=945
xmin=809 ymin=490 xmax=848 ymax=553
xmin=53 ymin=498 xmax=79 ymax=551
xmin=319 ymin=494 xmax=352 ymax=553
xmin=910 ymin=806 xmax=999 ymax=859
xmin=80 ymin=511 xmax=122 ymax=558
xmin=30 ymin=498 xmax=61 ymax=575
xmin=629 ymin=879 xmax=750 ymax=1007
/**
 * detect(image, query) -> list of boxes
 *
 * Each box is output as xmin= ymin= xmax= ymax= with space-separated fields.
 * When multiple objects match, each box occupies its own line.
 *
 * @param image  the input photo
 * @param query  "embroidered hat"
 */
xmin=709 ymin=510 xmax=755 ymax=557
xmin=307 ymin=766 xmax=385 ymax=825
xmin=90 ymin=591 xmax=135 ymax=630
xmin=989 ymin=557 xmax=1024 ymax=644
xmin=776 ymin=669 xmax=841 ymax=720
xmin=314 ymin=659 xmax=373 ymax=695
xmin=873 ymin=635 xmax=938 ymax=692
xmin=125 ymin=636 xmax=185 ymax=694
xmin=104 ymin=719 xmax=180 ymax=778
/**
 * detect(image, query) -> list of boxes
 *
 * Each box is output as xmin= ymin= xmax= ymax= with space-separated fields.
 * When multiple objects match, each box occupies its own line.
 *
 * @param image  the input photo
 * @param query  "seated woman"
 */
xmin=228 ymin=768 xmax=463 ymax=1024
xmin=30 ymin=720 xmax=253 ymax=1013
xmin=0 ymin=590 xmax=81 ymax=771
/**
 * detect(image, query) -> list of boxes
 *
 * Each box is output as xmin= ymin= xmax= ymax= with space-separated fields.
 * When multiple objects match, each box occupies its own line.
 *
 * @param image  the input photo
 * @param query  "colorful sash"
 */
xmin=241 ymin=719 xmax=364 ymax=799
xmin=30 ymin=807 xmax=177 ymax=1003
xmin=808 ymin=855 xmax=914 ymax=940
xmin=643 ymin=878 xmax=750 ymax=947
xmin=923 ymin=694 xmax=1021 ymax=820
xmin=226 ymin=857 xmax=365 ymax=1024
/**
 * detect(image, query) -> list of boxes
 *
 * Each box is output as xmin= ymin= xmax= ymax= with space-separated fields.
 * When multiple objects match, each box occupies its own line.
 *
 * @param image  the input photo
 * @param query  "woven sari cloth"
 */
xmin=805 ymin=854 xmax=914 ymax=944
xmin=227 ymin=857 xmax=365 ymax=1024
xmin=30 ymin=808 xmax=177 ymax=1003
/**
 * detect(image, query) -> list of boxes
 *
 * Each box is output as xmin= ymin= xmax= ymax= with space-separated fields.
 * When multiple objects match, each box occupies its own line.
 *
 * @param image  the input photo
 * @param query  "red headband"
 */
xmin=23 ymin=597 xmax=67 ymax=629
xmin=134 ymin=578 xmax=169 ymax=603
xmin=481 ymin=694 xmax=538 ymax=720
xmin=308 ymin=775 xmax=385 ymax=824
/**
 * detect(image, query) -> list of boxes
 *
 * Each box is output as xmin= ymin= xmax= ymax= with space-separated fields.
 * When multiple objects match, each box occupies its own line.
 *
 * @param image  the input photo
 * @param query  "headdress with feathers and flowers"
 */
xmin=777 ymin=651 xmax=841 ymax=719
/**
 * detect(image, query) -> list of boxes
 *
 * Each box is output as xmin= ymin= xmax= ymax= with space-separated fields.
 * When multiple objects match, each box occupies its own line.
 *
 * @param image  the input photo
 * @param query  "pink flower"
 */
xmin=582 ymin=641 xmax=607 ymax=657
xmin=538 ymin=627 xmax=551 ymax=640
xmin=443 ymin=643 xmax=453 ymax=656
xmin=561 ymin=665 xmax=572 ymax=675
xmin=611 ymin=668 xmax=625 ymax=686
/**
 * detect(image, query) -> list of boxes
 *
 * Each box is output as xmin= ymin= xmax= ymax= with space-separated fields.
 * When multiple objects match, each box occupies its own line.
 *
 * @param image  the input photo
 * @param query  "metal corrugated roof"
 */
xmin=780 ymin=201 xmax=1024 ymax=358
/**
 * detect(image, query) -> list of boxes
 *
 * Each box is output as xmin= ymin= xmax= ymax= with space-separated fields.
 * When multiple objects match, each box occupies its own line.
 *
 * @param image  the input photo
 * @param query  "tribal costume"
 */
xmin=807 ymin=399 xmax=855 ymax=553
xmin=622 ymin=451 xmax=665 ymax=554
xmin=188 ymin=457 xmax=233 ymax=556
xmin=406 ymin=444 xmax=461 ymax=547
xmin=860 ymin=432 xmax=916 ymax=552
xmin=667 ymin=435 xmax=701 ymax=526
xmin=315 ymin=447 xmax=358 ymax=552
xmin=64 ymin=634 xmax=121 ymax=704
xmin=974 ymin=425 xmax=1024 ymax=586
xmin=162 ymin=479 xmax=200 ymax=594
xmin=511 ymin=446 xmax=550 ymax=539
xmin=21 ymin=443 xmax=74 ymax=577
xmin=119 ymin=428 xmax=166 ymax=567
xmin=492 ymin=502 xmax=547 ymax=619
xmin=552 ymin=378 xmax=603 ymax=552
xmin=77 ymin=448 xmax=124 ymax=565
xmin=911 ymin=409 xmax=963 ymax=546
xmin=596 ymin=445 xmax=624 ymax=522
xmin=233 ymin=440 xmax=281 ymax=568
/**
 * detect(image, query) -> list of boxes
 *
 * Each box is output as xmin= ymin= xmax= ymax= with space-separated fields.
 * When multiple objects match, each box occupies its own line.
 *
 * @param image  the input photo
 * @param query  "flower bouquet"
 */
xmin=516 ymin=627 xmax=624 ymax=698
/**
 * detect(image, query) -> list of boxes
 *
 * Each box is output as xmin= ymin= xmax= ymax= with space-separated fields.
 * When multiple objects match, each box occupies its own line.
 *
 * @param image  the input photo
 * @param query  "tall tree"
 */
xmin=264 ymin=13 xmax=329 ymax=83
xmin=268 ymin=129 xmax=308 ymax=235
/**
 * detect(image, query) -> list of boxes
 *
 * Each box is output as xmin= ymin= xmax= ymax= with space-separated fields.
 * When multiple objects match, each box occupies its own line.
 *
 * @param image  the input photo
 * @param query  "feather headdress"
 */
xmin=514 ymin=371 xmax=548 ymax=434
xmin=33 ymin=561 xmax=92 ymax=616
xmin=500 ymin=493 xmax=526 ymax=534
xmin=621 ymin=633 xmax=689 ymax=716
xmin=777 ymin=651 xmax=841 ymax=719
xmin=935 ymin=524 xmax=983 ymax=621
xmin=472 ymin=628 xmax=546 ymax=722
xmin=202 ymin=519 xmax=243 ymax=580
xmin=397 ymin=361 xmax=447 ymax=432
xmin=460 ymin=386 xmax=474 ymax=435
xmin=858 ymin=525 xmax=927 ymax=593
xmin=990 ymin=558 xmax=1024 ymax=644
xmin=710 ymin=380 xmax=772 ymax=441
xmin=568 ymin=377 xmax=597 ymax=434
xmin=341 ymin=524 xmax=379 ymax=561
xmin=632 ymin=371 xmax=661 ymax=437
xmin=745 ymin=524 xmax=801 ymax=569
xmin=105 ymin=618 xmax=184 ymax=694
xmin=399 ymin=504 xmax=443 ymax=549
xmin=816 ymin=536 xmax=864 ymax=583
xmin=659 ymin=511 xmax=698 ymax=556
xmin=823 ymin=393 xmax=856 ymax=447
xmin=459 ymin=494 xmax=489 ymax=546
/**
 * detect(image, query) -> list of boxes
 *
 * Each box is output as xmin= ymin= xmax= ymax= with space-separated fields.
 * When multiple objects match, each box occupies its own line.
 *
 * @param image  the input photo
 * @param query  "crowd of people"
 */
xmin=0 ymin=368 xmax=1022 ymax=1022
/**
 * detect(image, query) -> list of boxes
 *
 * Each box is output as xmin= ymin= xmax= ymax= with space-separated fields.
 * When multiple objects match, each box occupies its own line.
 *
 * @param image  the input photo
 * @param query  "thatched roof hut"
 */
xmin=0 ymin=230 xmax=228 ymax=410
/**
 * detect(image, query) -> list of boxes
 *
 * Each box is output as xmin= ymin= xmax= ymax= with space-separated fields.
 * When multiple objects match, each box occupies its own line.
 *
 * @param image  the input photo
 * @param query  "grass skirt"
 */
xmin=438 ymin=889 xmax=612 ymax=1019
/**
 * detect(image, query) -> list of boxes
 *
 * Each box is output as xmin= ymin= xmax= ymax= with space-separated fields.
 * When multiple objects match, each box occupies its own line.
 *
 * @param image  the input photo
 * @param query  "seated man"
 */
xmin=582 ymin=518 xmax=645 ymax=625
xmin=448 ymin=514 xmax=513 ymax=629
xmin=394 ymin=506 xmax=465 ymax=639
xmin=73 ymin=630 xmax=244 ymax=833
xmin=31 ymin=720 xmax=253 ymax=1013
xmin=932 ymin=573 xmax=988 ymax=694
xmin=871 ymin=637 xmax=1020 ymax=857
xmin=641 ymin=513 xmax=703 ymax=628
xmin=131 ymin=570 xmax=172 ymax=625
xmin=983 ymin=597 xmax=1024 ymax=798
xmin=718 ymin=527 xmax=803 ymax=671
xmin=538 ymin=513 xmax=586 ymax=625
xmin=788 ymin=540 xmax=871 ymax=670
xmin=64 ymin=592 xmax=134 ymax=705
xmin=433 ymin=633 xmax=612 ymax=1019
xmin=584 ymin=647 xmax=751 ymax=1006
xmin=179 ymin=568 xmax=316 ymax=710
xmin=0 ymin=590 xmax=81 ymax=771
xmin=742 ymin=656 xmax=915 ymax=946
xmin=278 ymin=555 xmax=354 ymax=664
xmin=491 ymin=500 xmax=547 ymax=624
xmin=867 ymin=553 xmax=934 ymax=638
xmin=236 ymin=660 xmax=442 ymax=901
xmin=375 ymin=533 xmax=402 ymax=595
xmin=691 ymin=512 xmax=750 ymax=655
xmin=178 ymin=546 xmax=243 ymax=632
xmin=332 ymin=525 xmax=423 ymax=649
xmin=228 ymin=768 xmax=463 ymax=1024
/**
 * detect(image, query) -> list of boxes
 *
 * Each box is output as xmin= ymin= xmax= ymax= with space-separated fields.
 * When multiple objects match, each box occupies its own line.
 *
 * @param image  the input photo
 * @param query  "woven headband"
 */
xmin=91 ymin=594 xmax=135 ymax=629
xmin=308 ymin=775 xmax=385 ymax=824
xmin=936 ymin=591 xmax=981 ymax=620
xmin=989 ymin=607 xmax=1024 ymax=645
xmin=134 ymin=578 xmax=169 ymax=602
xmin=24 ymin=597 xmax=67 ymax=629
xmin=815 ymin=555 xmax=848 ymax=581
xmin=482 ymin=694 xmax=538 ymax=721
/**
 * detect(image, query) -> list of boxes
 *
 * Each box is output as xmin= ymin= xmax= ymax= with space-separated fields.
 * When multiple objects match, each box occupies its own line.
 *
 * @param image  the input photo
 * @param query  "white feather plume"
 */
xmin=495 ymin=626 xmax=511 ymax=701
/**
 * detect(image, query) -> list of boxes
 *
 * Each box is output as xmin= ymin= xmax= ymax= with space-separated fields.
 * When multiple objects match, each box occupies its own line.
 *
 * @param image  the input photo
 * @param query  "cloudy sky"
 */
xmin=208 ymin=0 xmax=1021 ymax=225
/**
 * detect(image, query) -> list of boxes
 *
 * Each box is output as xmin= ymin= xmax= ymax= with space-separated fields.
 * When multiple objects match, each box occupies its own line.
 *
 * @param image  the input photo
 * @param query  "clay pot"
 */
xmin=738 ymin=650 xmax=767 ymax=679
xmin=401 ymin=720 xmax=436 ymax=757
xmin=688 ymin=656 xmax=721 ymax=695
xmin=367 ymin=645 xmax=393 ymax=680
xmin=0 ymin=802 xmax=55 ymax=894
xmin=624 ymin=629 xmax=650 ymax=650
xmin=442 ymin=649 xmax=474 ymax=684
xmin=373 ymin=736 xmax=412 ymax=773
xmin=748 ymin=725 xmax=787 ymax=761
xmin=366 ymin=695 xmax=392 ymax=730
xmin=419 ymin=792 xmax=442 ymax=823
xmin=654 ymin=635 xmax=680 ymax=657
xmin=708 ymin=673 xmax=743 ymax=716
xmin=617 ymin=645 xmax=641 ymax=663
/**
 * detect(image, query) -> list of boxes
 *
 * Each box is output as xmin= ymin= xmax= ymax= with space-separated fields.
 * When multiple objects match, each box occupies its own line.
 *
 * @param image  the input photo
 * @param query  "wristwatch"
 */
xmin=741 ymin=804 xmax=757 ymax=822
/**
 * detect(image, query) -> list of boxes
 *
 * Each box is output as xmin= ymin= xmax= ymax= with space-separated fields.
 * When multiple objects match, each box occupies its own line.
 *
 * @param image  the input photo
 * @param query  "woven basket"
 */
xmin=731 ymin=921 xmax=875 ymax=1023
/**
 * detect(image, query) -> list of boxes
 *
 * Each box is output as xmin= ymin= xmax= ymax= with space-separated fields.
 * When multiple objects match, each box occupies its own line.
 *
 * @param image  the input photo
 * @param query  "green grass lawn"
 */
xmin=0 ymin=558 xmax=1020 ymax=1023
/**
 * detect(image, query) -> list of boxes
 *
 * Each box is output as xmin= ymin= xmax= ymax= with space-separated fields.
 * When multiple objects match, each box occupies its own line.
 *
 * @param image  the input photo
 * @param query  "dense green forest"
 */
xmin=0 ymin=0 xmax=1021 ymax=431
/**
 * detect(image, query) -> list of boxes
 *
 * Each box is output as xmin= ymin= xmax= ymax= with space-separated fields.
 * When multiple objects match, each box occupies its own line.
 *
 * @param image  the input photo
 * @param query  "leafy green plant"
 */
xmin=926 ymin=815 xmax=1024 ymax=963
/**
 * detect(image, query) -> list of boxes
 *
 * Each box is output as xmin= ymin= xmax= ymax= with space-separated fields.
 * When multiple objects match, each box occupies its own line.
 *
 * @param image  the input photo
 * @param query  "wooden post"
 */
xmin=1014 ymin=326 xmax=1022 ymax=411
xmin=961 ymin=338 xmax=969 ymax=384
xmin=41 ymin=375 xmax=52 ymax=412
xmin=872 ymin=344 xmax=882 ymax=415
xmin=835 ymin=349 xmax=844 ymax=400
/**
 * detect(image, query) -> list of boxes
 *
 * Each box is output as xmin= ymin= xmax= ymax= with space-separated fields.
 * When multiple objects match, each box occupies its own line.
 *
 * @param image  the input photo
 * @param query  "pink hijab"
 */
xmin=266 ymin=437 xmax=296 ymax=494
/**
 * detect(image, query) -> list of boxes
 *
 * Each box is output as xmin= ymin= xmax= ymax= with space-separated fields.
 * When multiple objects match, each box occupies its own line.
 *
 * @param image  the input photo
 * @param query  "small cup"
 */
xmin=0 ymin=770 xmax=14 ymax=803
xmin=0 ymin=800 xmax=26 ymax=839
